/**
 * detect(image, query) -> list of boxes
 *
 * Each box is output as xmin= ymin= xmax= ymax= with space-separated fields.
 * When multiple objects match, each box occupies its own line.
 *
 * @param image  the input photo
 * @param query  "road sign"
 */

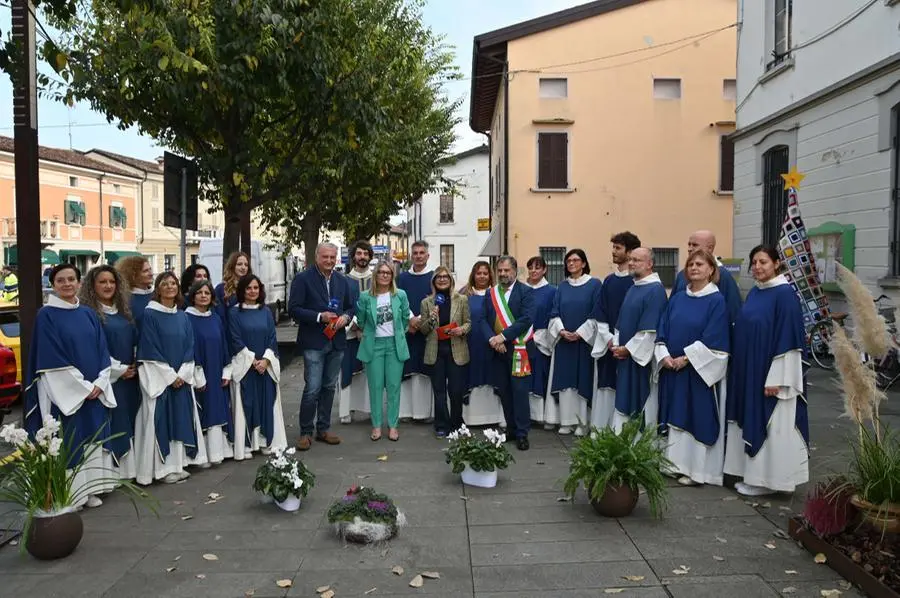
xmin=477 ymin=218 xmax=490 ymax=232
xmin=163 ymin=152 xmax=199 ymax=230
xmin=372 ymin=245 xmax=389 ymax=253
xmin=340 ymin=246 xmax=349 ymax=264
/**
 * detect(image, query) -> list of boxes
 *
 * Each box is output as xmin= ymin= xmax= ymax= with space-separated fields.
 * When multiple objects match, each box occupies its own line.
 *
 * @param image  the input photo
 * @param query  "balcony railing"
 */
xmin=2 ymin=218 xmax=62 ymax=240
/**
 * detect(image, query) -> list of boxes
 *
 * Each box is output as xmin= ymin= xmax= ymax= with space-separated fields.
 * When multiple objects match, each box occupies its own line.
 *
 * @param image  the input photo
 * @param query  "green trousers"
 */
xmin=367 ymin=336 xmax=403 ymax=429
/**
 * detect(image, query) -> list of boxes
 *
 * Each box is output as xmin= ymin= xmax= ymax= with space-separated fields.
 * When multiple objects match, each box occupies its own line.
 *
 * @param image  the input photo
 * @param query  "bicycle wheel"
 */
xmin=809 ymin=321 xmax=834 ymax=370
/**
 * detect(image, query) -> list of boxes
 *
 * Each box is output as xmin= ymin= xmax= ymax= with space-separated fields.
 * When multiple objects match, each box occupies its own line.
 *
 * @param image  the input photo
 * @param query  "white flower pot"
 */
xmin=275 ymin=496 xmax=301 ymax=512
xmin=461 ymin=465 xmax=497 ymax=488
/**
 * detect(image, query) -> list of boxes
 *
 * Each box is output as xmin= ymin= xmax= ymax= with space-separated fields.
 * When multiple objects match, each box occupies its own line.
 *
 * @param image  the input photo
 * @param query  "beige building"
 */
xmin=469 ymin=0 xmax=737 ymax=286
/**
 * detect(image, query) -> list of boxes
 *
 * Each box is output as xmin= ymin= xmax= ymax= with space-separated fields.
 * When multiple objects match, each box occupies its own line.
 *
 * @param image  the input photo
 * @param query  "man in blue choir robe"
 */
xmin=591 ymin=231 xmax=641 ymax=428
xmin=340 ymin=241 xmax=374 ymax=424
xmin=397 ymin=240 xmax=435 ymax=422
xmin=671 ymin=230 xmax=742 ymax=324
xmin=612 ymin=248 xmax=668 ymax=431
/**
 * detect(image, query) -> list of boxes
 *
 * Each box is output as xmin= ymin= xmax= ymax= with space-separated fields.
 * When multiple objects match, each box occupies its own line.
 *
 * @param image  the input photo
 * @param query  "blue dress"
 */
xmin=129 ymin=290 xmax=153 ymax=333
xmin=528 ymin=283 xmax=556 ymax=398
xmin=228 ymin=305 xmax=279 ymax=447
xmin=593 ymin=272 xmax=634 ymax=391
xmin=397 ymin=270 xmax=433 ymax=378
xmin=673 ymin=267 xmax=742 ymax=326
xmin=187 ymin=310 xmax=233 ymax=440
xmin=100 ymin=309 xmax=140 ymax=463
xmin=550 ymin=277 xmax=602 ymax=404
xmin=214 ymin=282 xmax=238 ymax=330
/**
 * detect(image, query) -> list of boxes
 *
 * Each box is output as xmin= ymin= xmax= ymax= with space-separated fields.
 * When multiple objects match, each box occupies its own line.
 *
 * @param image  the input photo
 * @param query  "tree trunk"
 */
xmin=223 ymin=193 xmax=242 ymax=272
xmin=302 ymin=211 xmax=323 ymax=268
xmin=240 ymin=206 xmax=252 ymax=259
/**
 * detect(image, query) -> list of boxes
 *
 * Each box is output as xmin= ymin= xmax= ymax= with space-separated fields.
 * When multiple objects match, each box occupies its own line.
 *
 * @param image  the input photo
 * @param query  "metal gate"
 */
xmin=762 ymin=145 xmax=790 ymax=246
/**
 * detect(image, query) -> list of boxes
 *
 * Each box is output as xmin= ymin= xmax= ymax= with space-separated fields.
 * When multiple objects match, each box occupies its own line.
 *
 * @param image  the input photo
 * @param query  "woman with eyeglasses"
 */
xmin=355 ymin=262 xmax=410 ymax=441
xmin=419 ymin=267 xmax=471 ymax=437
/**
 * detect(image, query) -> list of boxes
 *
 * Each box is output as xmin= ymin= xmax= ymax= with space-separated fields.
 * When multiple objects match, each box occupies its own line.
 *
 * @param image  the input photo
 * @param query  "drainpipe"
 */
xmin=98 ymin=174 xmax=105 ymax=264
xmin=138 ymin=172 xmax=146 ymax=245
xmin=485 ymin=132 xmax=492 ymax=231
xmin=502 ymin=60 xmax=509 ymax=256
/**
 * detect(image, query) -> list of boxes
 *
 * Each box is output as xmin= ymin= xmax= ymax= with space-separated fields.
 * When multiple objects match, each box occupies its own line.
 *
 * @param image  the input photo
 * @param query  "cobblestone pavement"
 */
xmin=0 ymin=355 xmax=896 ymax=598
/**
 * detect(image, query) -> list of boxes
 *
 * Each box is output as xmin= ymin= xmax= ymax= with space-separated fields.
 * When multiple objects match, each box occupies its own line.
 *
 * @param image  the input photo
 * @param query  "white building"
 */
xmin=731 ymin=0 xmax=900 ymax=301
xmin=407 ymin=145 xmax=490 ymax=280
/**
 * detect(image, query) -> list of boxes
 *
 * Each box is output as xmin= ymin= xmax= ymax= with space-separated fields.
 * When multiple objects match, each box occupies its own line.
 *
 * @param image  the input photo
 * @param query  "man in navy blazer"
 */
xmin=288 ymin=242 xmax=356 ymax=450
xmin=483 ymin=255 xmax=536 ymax=451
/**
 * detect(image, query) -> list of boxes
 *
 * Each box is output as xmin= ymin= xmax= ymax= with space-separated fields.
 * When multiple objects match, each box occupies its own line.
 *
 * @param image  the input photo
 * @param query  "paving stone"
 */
xmin=156 ymin=530 xmax=318 ymax=551
xmin=471 ymin=538 xmax=643 ymax=565
xmin=649 ymin=555 xmax=844 ymax=582
xmin=664 ymin=574 xmax=779 ymax=597
xmin=467 ymin=503 xmax=596 ymax=526
xmin=468 ymin=521 xmax=621 ymax=544
xmin=132 ymin=549 xmax=303 ymax=573
xmin=1 ymin=573 xmax=129 ymax=598
xmin=769 ymin=580 xmax=866 ymax=597
xmin=472 ymin=561 xmax=660 ymax=592
xmin=288 ymin=566 xmax=474 ymax=596
xmin=477 ymin=590 xmax=669 ymax=598
xmin=101 ymin=571 xmax=297 ymax=598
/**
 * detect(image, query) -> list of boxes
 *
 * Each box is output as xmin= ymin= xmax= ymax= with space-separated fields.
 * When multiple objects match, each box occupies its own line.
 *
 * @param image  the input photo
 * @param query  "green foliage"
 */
xmin=444 ymin=426 xmax=514 ymax=474
xmin=562 ymin=420 xmax=671 ymax=518
xmin=845 ymin=421 xmax=900 ymax=507
xmin=326 ymin=485 xmax=400 ymax=527
xmin=251 ymin=447 xmax=315 ymax=502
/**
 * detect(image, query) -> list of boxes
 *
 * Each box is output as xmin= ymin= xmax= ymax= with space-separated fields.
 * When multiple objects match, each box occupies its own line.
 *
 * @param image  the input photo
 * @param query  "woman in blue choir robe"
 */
xmin=656 ymin=250 xmax=730 ymax=486
xmin=79 ymin=265 xmax=140 ymax=482
xmin=228 ymin=275 xmax=287 ymax=460
xmin=214 ymin=251 xmax=251 ymax=329
xmin=24 ymin=263 xmax=117 ymax=508
xmin=462 ymin=261 xmax=505 ymax=427
xmin=186 ymin=280 xmax=234 ymax=466
xmin=725 ymin=244 xmax=808 ymax=496
xmin=115 ymin=255 xmax=154 ymax=331
xmin=525 ymin=256 xmax=557 ymax=426
xmin=134 ymin=272 xmax=208 ymax=485
xmin=180 ymin=263 xmax=211 ymax=310
xmin=544 ymin=249 xmax=602 ymax=436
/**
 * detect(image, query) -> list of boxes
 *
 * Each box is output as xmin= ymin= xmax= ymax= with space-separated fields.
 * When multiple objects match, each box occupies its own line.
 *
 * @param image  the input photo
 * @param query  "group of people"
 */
xmin=23 ymin=252 xmax=287 ymax=508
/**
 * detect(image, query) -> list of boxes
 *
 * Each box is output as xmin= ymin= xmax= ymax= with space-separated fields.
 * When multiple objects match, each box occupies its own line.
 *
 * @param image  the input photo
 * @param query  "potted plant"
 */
xmin=0 ymin=417 xmax=153 ymax=560
xmin=444 ymin=425 xmax=514 ymax=488
xmin=562 ymin=419 xmax=671 ymax=518
xmin=252 ymin=446 xmax=315 ymax=512
xmin=326 ymin=485 xmax=406 ymax=543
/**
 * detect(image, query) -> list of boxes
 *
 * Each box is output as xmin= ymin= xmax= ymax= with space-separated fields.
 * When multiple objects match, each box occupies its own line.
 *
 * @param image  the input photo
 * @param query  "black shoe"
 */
xmin=516 ymin=436 xmax=529 ymax=451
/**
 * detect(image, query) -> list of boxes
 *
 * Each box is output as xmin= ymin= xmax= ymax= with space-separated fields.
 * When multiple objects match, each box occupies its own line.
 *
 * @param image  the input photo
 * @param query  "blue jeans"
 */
xmin=299 ymin=342 xmax=344 ymax=436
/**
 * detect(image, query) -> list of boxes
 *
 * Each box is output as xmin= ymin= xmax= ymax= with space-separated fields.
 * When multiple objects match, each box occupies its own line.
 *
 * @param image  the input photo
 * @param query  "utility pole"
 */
xmin=98 ymin=175 xmax=105 ymax=263
xmin=12 ymin=0 xmax=41 ymax=394
xmin=179 ymin=166 xmax=187 ymax=272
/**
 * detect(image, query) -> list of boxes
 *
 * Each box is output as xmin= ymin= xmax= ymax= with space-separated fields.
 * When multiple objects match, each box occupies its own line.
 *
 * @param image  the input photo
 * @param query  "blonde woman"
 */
xmin=462 ymin=261 xmax=505 ymax=427
xmin=355 ymin=262 xmax=410 ymax=441
xmin=419 ymin=267 xmax=471 ymax=437
xmin=115 ymin=255 xmax=154 ymax=331
xmin=215 ymin=251 xmax=252 ymax=327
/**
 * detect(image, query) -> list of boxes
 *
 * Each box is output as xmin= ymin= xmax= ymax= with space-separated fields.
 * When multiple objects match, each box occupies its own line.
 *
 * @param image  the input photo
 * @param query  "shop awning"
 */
xmin=105 ymin=250 xmax=142 ymax=264
xmin=3 ymin=246 xmax=61 ymax=266
xmin=478 ymin=227 xmax=501 ymax=257
xmin=58 ymin=249 xmax=100 ymax=261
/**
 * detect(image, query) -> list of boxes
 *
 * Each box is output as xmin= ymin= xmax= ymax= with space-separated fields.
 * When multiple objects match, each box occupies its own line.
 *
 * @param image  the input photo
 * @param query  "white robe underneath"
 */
xmin=339 ymin=371 xmax=371 ymax=421
xmin=463 ymin=385 xmax=505 ymax=427
xmin=400 ymin=374 xmax=433 ymax=420
xmin=231 ymin=347 xmax=288 ymax=461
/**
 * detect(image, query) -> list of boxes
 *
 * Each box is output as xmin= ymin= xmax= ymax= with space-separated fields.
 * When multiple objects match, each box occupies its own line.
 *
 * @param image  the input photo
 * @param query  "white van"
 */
xmin=197 ymin=239 xmax=299 ymax=321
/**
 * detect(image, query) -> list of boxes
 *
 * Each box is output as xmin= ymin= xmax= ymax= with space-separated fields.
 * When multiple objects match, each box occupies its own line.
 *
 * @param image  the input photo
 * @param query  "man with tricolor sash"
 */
xmin=482 ymin=256 xmax=535 ymax=451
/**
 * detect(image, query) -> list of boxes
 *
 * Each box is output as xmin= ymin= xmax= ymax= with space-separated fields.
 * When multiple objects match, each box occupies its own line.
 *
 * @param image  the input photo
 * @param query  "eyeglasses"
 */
xmin=435 ymin=275 xmax=451 ymax=280
xmin=377 ymin=271 xmax=392 ymax=276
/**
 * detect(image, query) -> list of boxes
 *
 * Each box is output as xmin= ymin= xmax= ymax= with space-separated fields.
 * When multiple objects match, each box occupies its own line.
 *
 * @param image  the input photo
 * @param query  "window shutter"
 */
xmin=720 ymin=135 xmax=734 ymax=192
xmin=538 ymin=133 xmax=568 ymax=189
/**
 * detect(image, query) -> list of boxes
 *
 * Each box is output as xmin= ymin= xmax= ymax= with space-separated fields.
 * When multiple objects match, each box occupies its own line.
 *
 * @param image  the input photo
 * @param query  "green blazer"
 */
xmin=419 ymin=292 xmax=471 ymax=366
xmin=355 ymin=289 xmax=411 ymax=363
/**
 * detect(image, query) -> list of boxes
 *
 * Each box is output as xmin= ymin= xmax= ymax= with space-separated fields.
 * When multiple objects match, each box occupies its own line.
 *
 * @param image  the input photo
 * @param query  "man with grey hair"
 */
xmin=610 ymin=247 xmax=668 ymax=432
xmin=288 ymin=242 xmax=356 ymax=450
xmin=482 ymin=255 xmax=535 ymax=450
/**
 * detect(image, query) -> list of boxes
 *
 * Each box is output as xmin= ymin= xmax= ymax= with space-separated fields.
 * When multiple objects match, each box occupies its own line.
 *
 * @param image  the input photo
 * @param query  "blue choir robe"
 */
xmin=544 ymin=275 xmax=602 ymax=430
xmin=527 ymin=279 xmax=557 ymax=421
xmin=673 ymin=265 xmax=742 ymax=325
xmin=656 ymin=284 xmax=730 ymax=485
xmin=129 ymin=288 xmax=153 ymax=332
xmin=24 ymin=295 xmax=118 ymax=503
xmin=214 ymin=282 xmax=238 ymax=330
xmin=228 ymin=303 xmax=288 ymax=460
xmin=187 ymin=307 xmax=235 ymax=464
xmin=724 ymin=274 xmax=808 ymax=493
xmin=613 ymin=273 xmax=669 ymax=431
xmin=397 ymin=268 xmax=434 ymax=419
xmin=99 ymin=304 xmax=140 ymax=479
xmin=134 ymin=301 xmax=207 ymax=485
xmin=340 ymin=269 xmax=373 ymax=421
xmin=590 ymin=270 xmax=634 ymax=429
xmin=461 ymin=288 xmax=506 ymax=426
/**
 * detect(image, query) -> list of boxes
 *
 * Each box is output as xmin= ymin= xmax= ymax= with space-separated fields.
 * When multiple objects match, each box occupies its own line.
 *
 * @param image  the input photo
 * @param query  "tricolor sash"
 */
xmin=490 ymin=285 xmax=533 ymax=377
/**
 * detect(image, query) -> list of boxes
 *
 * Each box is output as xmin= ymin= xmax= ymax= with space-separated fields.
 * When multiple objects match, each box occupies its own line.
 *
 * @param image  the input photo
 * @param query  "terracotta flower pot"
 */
xmin=591 ymin=483 xmax=639 ymax=518
xmin=849 ymin=495 xmax=900 ymax=534
xmin=26 ymin=510 xmax=83 ymax=560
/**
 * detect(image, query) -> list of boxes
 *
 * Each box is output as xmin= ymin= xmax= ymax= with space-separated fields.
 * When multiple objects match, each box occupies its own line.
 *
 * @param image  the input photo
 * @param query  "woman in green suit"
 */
xmin=356 ymin=262 xmax=410 ymax=441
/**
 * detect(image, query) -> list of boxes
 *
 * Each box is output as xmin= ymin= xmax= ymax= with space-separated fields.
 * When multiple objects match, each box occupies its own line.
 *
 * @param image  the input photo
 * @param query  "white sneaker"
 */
xmin=574 ymin=426 xmax=586 ymax=437
xmin=558 ymin=426 xmax=573 ymax=435
xmin=85 ymin=495 xmax=103 ymax=508
xmin=163 ymin=473 xmax=181 ymax=484
xmin=176 ymin=470 xmax=191 ymax=481
xmin=543 ymin=423 xmax=556 ymax=431
xmin=735 ymin=481 xmax=775 ymax=496
xmin=198 ymin=462 xmax=212 ymax=469
xmin=261 ymin=447 xmax=272 ymax=455
xmin=678 ymin=476 xmax=700 ymax=487
xmin=340 ymin=416 xmax=351 ymax=425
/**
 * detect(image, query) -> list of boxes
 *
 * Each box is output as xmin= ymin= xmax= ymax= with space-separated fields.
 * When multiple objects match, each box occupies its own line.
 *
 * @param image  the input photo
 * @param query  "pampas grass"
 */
xmin=835 ymin=262 xmax=891 ymax=359
xmin=830 ymin=325 xmax=884 ymax=428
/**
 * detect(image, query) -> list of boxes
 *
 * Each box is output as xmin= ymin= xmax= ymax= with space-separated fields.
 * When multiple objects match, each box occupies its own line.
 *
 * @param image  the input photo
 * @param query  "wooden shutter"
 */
xmin=538 ymin=133 xmax=568 ymax=189
xmin=720 ymin=135 xmax=734 ymax=192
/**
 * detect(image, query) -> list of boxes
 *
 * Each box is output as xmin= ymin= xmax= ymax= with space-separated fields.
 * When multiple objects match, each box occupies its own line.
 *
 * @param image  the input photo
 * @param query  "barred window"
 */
xmin=540 ymin=246 xmax=566 ymax=285
xmin=439 ymin=194 xmax=453 ymax=224
xmin=653 ymin=248 xmax=679 ymax=288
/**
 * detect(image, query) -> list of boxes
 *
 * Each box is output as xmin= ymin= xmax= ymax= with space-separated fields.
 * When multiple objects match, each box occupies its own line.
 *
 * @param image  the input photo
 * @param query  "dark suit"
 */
xmin=288 ymin=267 xmax=356 ymax=436
xmin=483 ymin=282 xmax=536 ymax=439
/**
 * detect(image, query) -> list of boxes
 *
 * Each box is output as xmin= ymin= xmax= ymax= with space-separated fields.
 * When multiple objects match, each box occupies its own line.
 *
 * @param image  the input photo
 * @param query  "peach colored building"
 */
xmin=469 ymin=0 xmax=737 ymax=287
xmin=0 ymin=136 xmax=142 ymax=275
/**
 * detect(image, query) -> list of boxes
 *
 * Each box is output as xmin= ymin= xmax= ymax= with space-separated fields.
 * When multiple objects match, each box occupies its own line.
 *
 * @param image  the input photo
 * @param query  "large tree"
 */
xmin=50 ymin=0 xmax=457 ymax=262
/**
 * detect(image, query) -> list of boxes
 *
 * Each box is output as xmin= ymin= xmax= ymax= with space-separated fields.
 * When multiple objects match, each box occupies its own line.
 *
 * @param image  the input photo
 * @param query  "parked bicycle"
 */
xmin=871 ymin=295 xmax=900 ymax=390
xmin=806 ymin=312 xmax=848 ymax=370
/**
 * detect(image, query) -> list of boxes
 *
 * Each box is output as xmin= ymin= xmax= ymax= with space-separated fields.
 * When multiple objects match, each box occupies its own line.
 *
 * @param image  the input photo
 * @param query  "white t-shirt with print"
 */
xmin=375 ymin=292 xmax=394 ymax=338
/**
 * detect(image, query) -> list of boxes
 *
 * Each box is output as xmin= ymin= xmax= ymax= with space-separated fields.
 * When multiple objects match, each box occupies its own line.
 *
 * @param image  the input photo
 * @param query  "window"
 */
xmin=439 ymin=194 xmax=453 ymax=224
xmin=112 ymin=183 xmax=121 ymax=194
xmin=164 ymin=254 xmax=175 ymax=272
xmin=152 ymin=183 xmax=160 ymax=200
xmin=68 ymin=176 xmax=78 ymax=187
xmin=762 ymin=145 xmax=790 ymax=246
xmin=769 ymin=0 xmax=793 ymax=70
xmin=439 ymin=244 xmax=455 ymax=274
xmin=191 ymin=254 xmax=199 ymax=265
xmin=719 ymin=134 xmax=735 ymax=193
xmin=653 ymin=248 xmax=679 ymax=288
xmin=539 ymin=78 xmax=568 ymax=99
xmin=109 ymin=205 xmax=127 ymax=229
xmin=64 ymin=198 xmax=86 ymax=226
xmin=537 ymin=132 xmax=568 ymax=190
xmin=723 ymin=79 xmax=737 ymax=101
xmin=540 ymin=246 xmax=566 ymax=285
xmin=891 ymin=103 xmax=900 ymax=275
xmin=653 ymin=78 xmax=682 ymax=100
xmin=151 ymin=207 xmax=160 ymax=231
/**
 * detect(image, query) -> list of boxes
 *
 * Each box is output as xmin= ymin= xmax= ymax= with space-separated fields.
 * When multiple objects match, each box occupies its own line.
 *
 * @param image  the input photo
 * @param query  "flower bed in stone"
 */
xmin=326 ymin=485 xmax=406 ymax=544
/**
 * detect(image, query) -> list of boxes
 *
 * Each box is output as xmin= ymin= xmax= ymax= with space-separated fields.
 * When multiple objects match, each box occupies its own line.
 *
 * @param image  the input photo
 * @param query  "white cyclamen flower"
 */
xmin=48 ymin=437 xmax=63 ymax=457
xmin=0 ymin=424 xmax=28 ymax=447
xmin=35 ymin=427 xmax=50 ymax=445
xmin=42 ymin=416 xmax=61 ymax=436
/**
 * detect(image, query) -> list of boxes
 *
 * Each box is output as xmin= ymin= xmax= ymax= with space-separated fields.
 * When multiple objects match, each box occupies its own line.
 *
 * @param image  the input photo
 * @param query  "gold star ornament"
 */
xmin=781 ymin=166 xmax=805 ymax=190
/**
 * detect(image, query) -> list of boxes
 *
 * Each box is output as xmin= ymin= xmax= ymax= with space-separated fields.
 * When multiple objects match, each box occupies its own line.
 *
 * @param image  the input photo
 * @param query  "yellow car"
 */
xmin=0 ymin=300 xmax=21 ymax=384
